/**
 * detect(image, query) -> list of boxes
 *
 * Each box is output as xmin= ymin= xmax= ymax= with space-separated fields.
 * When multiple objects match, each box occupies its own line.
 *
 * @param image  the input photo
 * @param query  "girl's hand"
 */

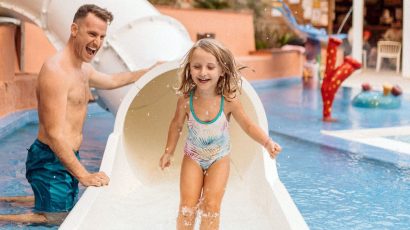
xmin=265 ymin=139 xmax=282 ymax=159
xmin=159 ymin=153 xmax=173 ymax=170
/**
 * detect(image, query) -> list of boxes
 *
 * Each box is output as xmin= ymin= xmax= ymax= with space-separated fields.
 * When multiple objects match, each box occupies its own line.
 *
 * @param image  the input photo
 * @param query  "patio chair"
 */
xmin=376 ymin=41 xmax=401 ymax=73
xmin=362 ymin=49 xmax=367 ymax=70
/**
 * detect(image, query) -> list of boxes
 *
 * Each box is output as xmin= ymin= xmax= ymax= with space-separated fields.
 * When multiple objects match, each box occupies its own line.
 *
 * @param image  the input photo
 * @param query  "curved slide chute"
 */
xmin=0 ymin=0 xmax=307 ymax=229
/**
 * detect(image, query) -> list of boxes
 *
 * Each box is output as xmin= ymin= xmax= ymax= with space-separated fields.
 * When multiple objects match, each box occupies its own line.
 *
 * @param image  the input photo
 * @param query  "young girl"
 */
xmin=159 ymin=38 xmax=281 ymax=230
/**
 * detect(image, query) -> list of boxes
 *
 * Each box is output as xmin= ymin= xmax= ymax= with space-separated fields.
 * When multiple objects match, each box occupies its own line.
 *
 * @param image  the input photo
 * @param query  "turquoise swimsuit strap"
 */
xmin=189 ymin=91 xmax=224 ymax=124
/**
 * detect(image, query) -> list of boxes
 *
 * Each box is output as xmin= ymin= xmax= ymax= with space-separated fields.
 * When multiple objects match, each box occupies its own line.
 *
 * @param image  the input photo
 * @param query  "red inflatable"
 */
xmin=321 ymin=37 xmax=362 ymax=122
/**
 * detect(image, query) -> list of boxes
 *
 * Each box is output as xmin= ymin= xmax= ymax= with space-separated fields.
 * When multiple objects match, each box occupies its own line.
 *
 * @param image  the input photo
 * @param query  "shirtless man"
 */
xmin=0 ymin=4 xmax=158 ymax=224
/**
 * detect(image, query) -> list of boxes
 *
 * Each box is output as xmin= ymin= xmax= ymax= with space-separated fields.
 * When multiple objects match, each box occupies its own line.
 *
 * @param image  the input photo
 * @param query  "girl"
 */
xmin=159 ymin=38 xmax=281 ymax=230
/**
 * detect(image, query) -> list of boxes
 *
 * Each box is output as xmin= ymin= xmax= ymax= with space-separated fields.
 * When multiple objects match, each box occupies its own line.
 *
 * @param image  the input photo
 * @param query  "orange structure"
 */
xmin=0 ymin=6 xmax=305 ymax=118
xmin=0 ymin=21 xmax=55 ymax=117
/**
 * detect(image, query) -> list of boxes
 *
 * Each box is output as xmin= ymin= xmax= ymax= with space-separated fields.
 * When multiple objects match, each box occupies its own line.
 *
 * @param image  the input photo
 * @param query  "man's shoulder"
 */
xmin=40 ymin=55 xmax=62 ymax=75
xmin=38 ymin=57 xmax=68 ymax=86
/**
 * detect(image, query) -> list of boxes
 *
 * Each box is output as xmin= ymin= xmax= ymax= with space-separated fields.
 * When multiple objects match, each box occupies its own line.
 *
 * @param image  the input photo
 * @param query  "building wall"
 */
xmin=0 ymin=7 xmax=304 ymax=117
xmin=157 ymin=6 xmax=304 ymax=79
xmin=24 ymin=22 xmax=56 ymax=73
xmin=0 ymin=24 xmax=17 ymax=82
xmin=157 ymin=6 xmax=255 ymax=56
xmin=0 ymin=22 xmax=55 ymax=118
xmin=238 ymin=50 xmax=304 ymax=80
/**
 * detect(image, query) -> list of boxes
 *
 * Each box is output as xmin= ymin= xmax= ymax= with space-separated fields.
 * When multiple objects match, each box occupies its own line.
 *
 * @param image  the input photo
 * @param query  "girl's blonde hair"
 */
xmin=178 ymin=38 xmax=242 ymax=99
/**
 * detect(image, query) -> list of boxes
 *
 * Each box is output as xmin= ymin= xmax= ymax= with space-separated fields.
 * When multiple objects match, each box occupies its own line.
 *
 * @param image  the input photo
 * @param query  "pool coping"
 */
xmin=0 ymin=109 xmax=38 ymax=140
xmin=0 ymin=103 xmax=105 ymax=140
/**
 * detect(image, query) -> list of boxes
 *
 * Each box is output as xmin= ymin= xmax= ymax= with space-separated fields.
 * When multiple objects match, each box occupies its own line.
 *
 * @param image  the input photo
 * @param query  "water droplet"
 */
xmin=147 ymin=112 xmax=150 ymax=117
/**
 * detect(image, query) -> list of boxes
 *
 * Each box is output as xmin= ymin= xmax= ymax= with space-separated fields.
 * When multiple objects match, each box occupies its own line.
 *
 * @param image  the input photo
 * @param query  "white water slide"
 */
xmin=0 ymin=0 xmax=307 ymax=229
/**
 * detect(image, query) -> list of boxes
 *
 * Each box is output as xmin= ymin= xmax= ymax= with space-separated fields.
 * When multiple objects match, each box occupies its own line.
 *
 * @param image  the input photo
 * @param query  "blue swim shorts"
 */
xmin=26 ymin=139 xmax=79 ymax=213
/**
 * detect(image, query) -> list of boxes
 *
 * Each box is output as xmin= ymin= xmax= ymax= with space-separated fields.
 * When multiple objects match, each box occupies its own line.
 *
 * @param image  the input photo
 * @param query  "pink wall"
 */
xmin=157 ymin=6 xmax=304 ymax=80
xmin=24 ymin=22 xmax=55 ymax=73
xmin=0 ymin=22 xmax=56 ymax=117
xmin=157 ymin=6 xmax=255 ymax=56
xmin=0 ymin=8 xmax=305 ymax=117
xmin=238 ymin=50 xmax=304 ymax=80
xmin=0 ymin=24 xmax=17 ymax=82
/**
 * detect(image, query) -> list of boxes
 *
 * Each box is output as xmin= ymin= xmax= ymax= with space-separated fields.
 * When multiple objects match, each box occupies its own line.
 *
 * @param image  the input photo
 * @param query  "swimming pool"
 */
xmin=1 ymin=77 xmax=410 ymax=229
xmin=254 ymin=78 xmax=410 ymax=229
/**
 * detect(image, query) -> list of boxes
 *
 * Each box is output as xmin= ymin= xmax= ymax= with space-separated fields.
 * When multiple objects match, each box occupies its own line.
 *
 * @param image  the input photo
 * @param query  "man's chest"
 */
xmin=67 ymin=75 xmax=90 ymax=106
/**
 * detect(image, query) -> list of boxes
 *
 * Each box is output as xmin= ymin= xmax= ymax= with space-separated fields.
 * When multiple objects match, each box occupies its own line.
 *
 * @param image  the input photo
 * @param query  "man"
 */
xmin=0 ymin=4 xmax=158 ymax=224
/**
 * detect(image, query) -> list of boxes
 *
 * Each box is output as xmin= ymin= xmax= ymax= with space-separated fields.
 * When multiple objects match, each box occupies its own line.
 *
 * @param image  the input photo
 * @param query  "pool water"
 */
xmin=274 ymin=134 xmax=410 ymax=229
xmin=0 ymin=104 xmax=114 ymax=229
xmin=1 ymin=78 xmax=410 ymax=229
xmin=253 ymin=78 xmax=410 ymax=229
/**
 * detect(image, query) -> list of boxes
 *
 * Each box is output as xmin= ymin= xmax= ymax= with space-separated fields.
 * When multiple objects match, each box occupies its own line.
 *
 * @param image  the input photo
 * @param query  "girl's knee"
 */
xmin=200 ymin=200 xmax=221 ymax=213
xmin=178 ymin=205 xmax=197 ymax=228
xmin=199 ymin=203 xmax=220 ymax=228
xmin=179 ymin=205 xmax=197 ymax=217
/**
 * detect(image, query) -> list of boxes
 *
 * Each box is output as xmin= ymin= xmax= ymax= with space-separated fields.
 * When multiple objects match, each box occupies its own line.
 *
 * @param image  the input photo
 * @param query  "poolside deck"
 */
xmin=343 ymin=69 xmax=410 ymax=92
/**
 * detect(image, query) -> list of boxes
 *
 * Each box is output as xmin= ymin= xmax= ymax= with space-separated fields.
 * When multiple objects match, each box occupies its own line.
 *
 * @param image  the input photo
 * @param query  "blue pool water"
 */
xmin=1 ymin=78 xmax=410 ymax=229
xmin=254 ymin=78 xmax=410 ymax=229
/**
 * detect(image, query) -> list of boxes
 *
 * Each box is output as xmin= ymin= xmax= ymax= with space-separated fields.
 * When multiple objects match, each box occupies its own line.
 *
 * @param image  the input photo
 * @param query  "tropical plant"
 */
xmin=147 ymin=0 xmax=177 ymax=6
xmin=193 ymin=0 xmax=230 ymax=9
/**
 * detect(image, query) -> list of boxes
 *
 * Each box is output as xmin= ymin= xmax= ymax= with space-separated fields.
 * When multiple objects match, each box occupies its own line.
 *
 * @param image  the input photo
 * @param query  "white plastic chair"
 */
xmin=362 ymin=49 xmax=367 ymax=70
xmin=376 ymin=41 xmax=401 ymax=73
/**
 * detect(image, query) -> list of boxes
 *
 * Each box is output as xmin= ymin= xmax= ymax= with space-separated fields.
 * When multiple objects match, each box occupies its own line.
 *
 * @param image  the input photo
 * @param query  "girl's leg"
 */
xmin=200 ymin=156 xmax=230 ymax=230
xmin=177 ymin=155 xmax=204 ymax=230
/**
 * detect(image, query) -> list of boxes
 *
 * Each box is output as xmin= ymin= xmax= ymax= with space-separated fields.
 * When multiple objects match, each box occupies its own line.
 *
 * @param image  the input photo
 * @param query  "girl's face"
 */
xmin=189 ymin=47 xmax=223 ymax=93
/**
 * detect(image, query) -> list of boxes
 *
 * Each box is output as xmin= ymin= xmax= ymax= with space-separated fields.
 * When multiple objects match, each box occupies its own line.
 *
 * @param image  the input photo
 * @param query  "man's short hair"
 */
xmin=73 ymin=4 xmax=113 ymax=24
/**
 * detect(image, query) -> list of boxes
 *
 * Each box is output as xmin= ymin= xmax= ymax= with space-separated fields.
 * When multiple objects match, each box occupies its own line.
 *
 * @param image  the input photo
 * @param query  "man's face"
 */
xmin=71 ymin=13 xmax=108 ymax=63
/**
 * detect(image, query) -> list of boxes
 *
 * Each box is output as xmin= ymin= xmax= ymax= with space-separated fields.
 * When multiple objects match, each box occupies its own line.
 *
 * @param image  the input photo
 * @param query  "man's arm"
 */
xmin=88 ymin=62 xmax=161 ymax=90
xmin=37 ymin=64 xmax=108 ymax=186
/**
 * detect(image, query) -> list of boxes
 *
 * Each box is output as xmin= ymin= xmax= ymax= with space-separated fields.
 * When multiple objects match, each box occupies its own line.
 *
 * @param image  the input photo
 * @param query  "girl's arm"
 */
xmin=159 ymin=96 xmax=188 ymax=169
xmin=229 ymin=97 xmax=281 ymax=158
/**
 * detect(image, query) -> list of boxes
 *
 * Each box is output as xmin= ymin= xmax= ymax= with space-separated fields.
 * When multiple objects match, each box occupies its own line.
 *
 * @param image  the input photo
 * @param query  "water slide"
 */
xmin=0 ymin=0 xmax=308 ymax=229
xmin=273 ymin=0 xmax=346 ymax=41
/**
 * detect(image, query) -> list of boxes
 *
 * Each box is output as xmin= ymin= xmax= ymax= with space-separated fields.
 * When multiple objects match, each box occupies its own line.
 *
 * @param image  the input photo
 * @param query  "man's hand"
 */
xmin=79 ymin=171 xmax=110 ymax=187
xmin=147 ymin=61 xmax=165 ymax=72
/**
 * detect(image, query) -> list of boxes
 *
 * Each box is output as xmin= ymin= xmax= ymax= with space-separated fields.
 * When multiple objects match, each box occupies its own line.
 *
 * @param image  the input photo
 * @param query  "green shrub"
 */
xmin=193 ymin=0 xmax=230 ymax=9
